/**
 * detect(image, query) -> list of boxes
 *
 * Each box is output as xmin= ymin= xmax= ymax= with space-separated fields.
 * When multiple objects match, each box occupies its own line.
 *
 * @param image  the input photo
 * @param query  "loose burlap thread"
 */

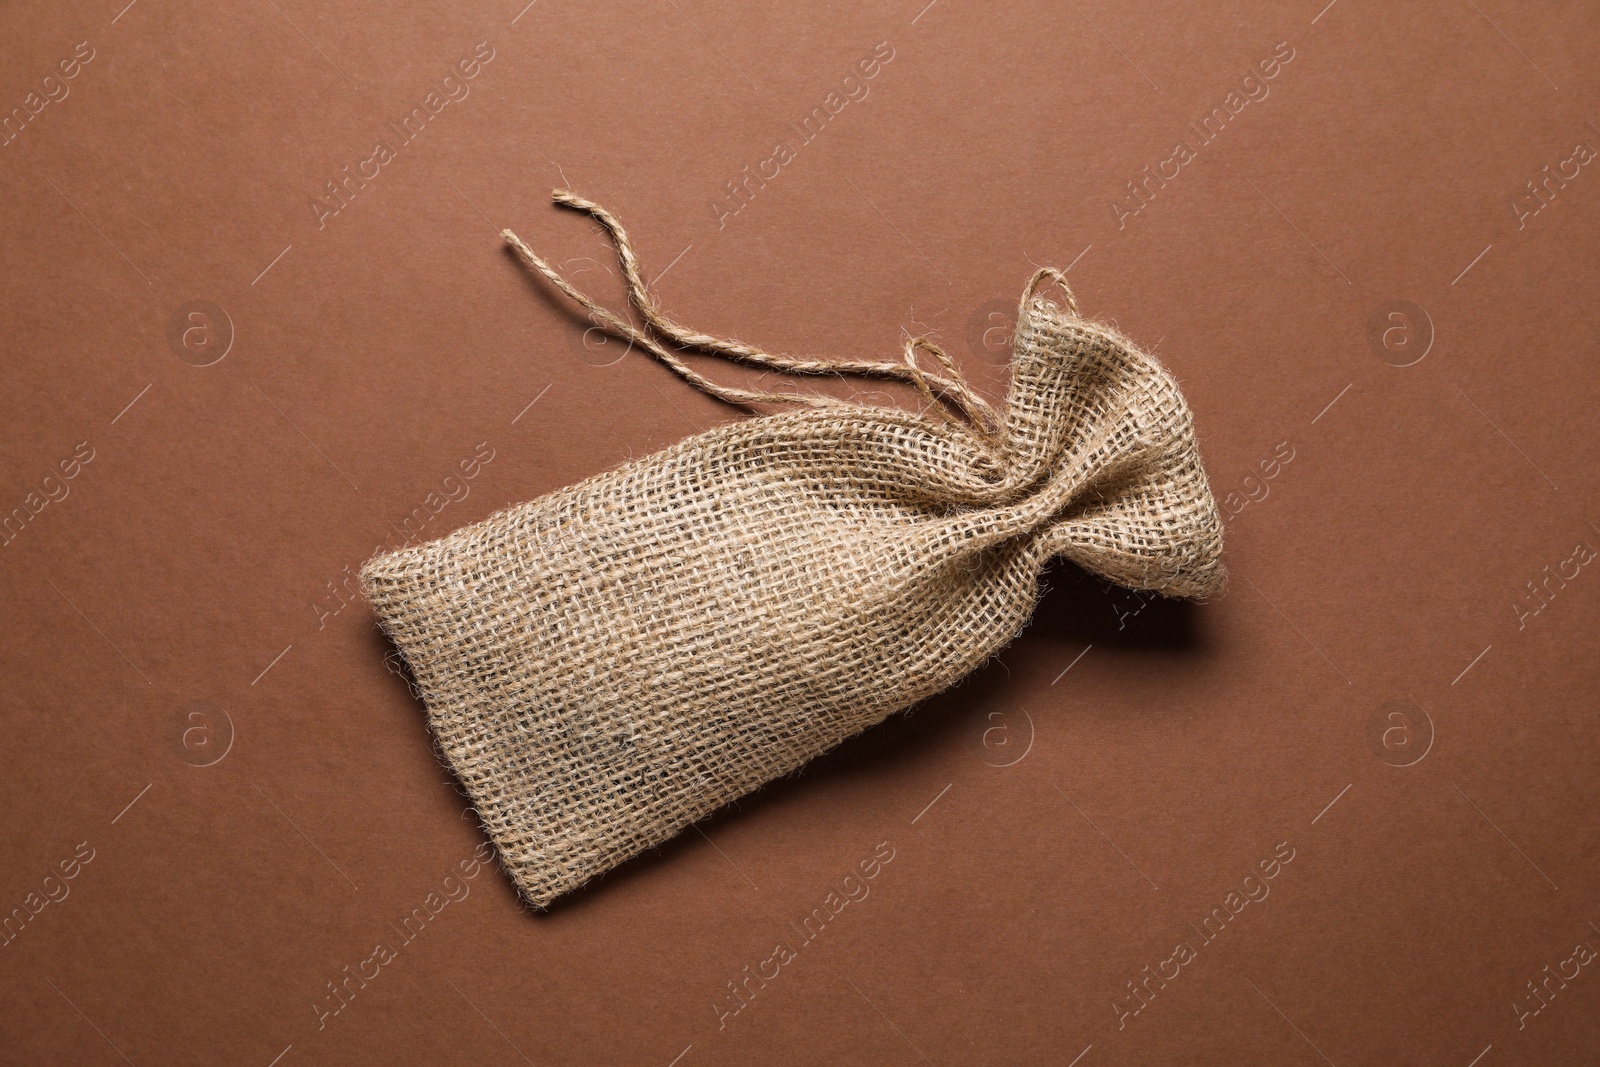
xmin=361 ymin=191 xmax=1226 ymax=907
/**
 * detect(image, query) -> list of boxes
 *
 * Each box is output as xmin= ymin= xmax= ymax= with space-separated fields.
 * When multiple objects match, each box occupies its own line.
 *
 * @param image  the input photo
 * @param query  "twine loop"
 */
xmin=502 ymin=190 xmax=1086 ymax=442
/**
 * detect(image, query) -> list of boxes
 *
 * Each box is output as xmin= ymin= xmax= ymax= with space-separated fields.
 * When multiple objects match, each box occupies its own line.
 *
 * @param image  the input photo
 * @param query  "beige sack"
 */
xmin=361 ymin=192 xmax=1225 ymax=907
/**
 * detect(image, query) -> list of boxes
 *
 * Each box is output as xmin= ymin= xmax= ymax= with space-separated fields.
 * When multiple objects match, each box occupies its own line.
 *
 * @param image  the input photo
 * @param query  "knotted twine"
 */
xmin=361 ymin=190 xmax=1226 ymax=907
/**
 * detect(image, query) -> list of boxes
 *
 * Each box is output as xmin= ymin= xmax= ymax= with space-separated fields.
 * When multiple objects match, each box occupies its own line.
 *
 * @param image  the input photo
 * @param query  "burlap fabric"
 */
xmin=361 ymin=192 xmax=1225 ymax=907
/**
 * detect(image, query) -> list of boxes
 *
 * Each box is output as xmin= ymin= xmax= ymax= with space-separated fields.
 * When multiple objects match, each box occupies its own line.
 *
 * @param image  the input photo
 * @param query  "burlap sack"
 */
xmin=361 ymin=192 xmax=1225 ymax=907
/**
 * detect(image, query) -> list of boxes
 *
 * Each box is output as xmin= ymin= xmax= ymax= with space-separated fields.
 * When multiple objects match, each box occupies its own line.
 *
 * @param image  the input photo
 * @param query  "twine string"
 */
xmin=503 ymin=190 xmax=1010 ymax=435
xmin=1020 ymin=267 xmax=1079 ymax=321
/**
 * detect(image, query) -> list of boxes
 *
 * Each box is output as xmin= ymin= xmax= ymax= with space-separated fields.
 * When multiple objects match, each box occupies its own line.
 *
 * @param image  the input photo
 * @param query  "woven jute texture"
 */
xmin=361 ymin=192 xmax=1225 ymax=907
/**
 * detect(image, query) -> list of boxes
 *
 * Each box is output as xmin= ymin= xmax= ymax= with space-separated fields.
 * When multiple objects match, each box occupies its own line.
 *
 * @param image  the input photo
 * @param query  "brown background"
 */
xmin=3 ymin=0 xmax=1599 ymax=1063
